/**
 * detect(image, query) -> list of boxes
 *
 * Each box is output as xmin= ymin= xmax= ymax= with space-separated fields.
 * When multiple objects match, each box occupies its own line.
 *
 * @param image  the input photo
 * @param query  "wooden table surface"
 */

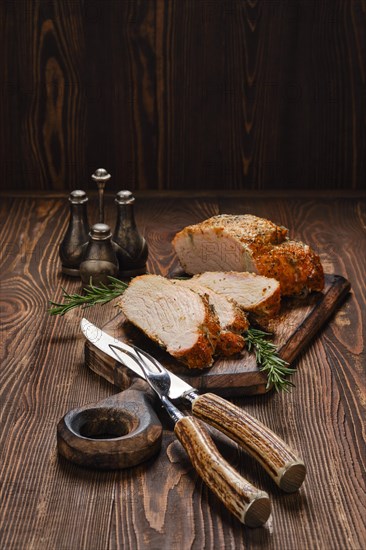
xmin=1 ymin=193 xmax=365 ymax=550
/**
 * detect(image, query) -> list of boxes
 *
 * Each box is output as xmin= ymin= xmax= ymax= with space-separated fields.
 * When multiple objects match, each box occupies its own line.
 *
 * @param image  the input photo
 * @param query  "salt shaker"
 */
xmin=79 ymin=223 xmax=119 ymax=286
xmin=59 ymin=190 xmax=89 ymax=276
xmin=113 ymin=190 xmax=148 ymax=276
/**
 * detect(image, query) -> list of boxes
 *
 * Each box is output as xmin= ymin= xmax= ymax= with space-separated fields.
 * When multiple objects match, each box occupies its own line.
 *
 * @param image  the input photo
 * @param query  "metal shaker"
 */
xmin=113 ymin=190 xmax=148 ymax=276
xmin=79 ymin=223 xmax=119 ymax=286
xmin=59 ymin=190 xmax=89 ymax=276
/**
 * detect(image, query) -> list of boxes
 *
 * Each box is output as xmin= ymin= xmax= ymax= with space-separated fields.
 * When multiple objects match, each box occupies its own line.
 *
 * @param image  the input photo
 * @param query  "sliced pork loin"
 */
xmin=118 ymin=274 xmax=220 ymax=369
xmin=193 ymin=271 xmax=281 ymax=318
xmin=172 ymin=214 xmax=324 ymax=296
xmin=173 ymin=279 xmax=249 ymax=356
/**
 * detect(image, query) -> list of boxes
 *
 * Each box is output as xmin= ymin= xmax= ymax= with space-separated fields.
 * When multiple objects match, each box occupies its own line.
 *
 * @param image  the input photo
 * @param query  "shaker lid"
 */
xmin=116 ymin=190 xmax=135 ymax=204
xmin=90 ymin=223 xmax=112 ymax=240
xmin=92 ymin=168 xmax=111 ymax=182
xmin=69 ymin=190 xmax=88 ymax=204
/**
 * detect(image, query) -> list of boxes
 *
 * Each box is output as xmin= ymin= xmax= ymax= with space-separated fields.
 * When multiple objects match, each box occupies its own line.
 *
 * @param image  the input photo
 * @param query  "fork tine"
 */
xmin=135 ymin=349 xmax=161 ymax=378
xmin=109 ymin=344 xmax=149 ymax=376
xmin=133 ymin=346 xmax=166 ymax=374
xmin=134 ymin=349 xmax=155 ymax=373
xmin=110 ymin=344 xmax=171 ymax=397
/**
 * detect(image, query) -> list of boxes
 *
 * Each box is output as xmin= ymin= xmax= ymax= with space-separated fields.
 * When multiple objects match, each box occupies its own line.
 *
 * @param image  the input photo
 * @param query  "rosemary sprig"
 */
xmin=244 ymin=328 xmax=295 ymax=392
xmin=48 ymin=277 xmax=128 ymax=316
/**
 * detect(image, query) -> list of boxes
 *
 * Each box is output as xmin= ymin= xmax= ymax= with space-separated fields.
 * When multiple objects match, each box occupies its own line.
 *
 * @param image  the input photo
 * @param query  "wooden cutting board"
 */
xmin=85 ymin=274 xmax=350 ymax=396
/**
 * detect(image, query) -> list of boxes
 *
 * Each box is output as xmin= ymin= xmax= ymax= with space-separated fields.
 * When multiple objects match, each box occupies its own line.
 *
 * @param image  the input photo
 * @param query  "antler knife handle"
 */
xmin=174 ymin=416 xmax=271 ymax=527
xmin=191 ymin=393 xmax=306 ymax=493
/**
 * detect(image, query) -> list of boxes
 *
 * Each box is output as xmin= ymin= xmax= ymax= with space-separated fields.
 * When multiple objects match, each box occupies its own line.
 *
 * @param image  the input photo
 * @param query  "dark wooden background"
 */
xmin=0 ymin=0 xmax=365 ymax=193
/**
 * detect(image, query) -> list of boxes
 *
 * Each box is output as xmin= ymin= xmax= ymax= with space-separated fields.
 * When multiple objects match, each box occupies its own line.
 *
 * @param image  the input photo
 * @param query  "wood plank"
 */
xmin=0 ymin=196 xmax=365 ymax=550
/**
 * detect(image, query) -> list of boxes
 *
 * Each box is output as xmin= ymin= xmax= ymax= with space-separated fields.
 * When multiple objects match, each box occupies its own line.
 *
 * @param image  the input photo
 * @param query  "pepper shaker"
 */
xmin=113 ymin=190 xmax=148 ymax=276
xmin=79 ymin=223 xmax=119 ymax=286
xmin=59 ymin=190 xmax=89 ymax=276
xmin=92 ymin=168 xmax=111 ymax=223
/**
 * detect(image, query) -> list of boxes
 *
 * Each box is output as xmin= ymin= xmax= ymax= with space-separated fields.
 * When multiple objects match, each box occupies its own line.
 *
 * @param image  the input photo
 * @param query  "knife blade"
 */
xmin=81 ymin=318 xmax=191 ymax=400
xmin=81 ymin=318 xmax=306 ymax=493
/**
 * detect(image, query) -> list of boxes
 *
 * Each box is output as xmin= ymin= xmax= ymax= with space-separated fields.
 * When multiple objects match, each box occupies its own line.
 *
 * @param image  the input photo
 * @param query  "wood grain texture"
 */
xmin=0 ymin=195 xmax=365 ymax=549
xmin=0 ymin=0 xmax=365 ymax=192
xmin=1 ymin=0 xmax=87 ymax=191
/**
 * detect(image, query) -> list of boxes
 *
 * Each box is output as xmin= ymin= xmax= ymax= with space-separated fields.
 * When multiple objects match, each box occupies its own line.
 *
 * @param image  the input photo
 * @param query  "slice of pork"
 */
xmin=193 ymin=271 xmax=281 ymax=317
xmin=118 ymin=274 xmax=220 ymax=369
xmin=173 ymin=279 xmax=249 ymax=356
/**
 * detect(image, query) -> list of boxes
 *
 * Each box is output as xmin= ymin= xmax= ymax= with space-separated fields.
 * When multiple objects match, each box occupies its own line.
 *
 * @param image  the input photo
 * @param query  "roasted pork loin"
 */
xmin=173 ymin=214 xmax=324 ymax=296
xmin=254 ymin=240 xmax=324 ymax=296
xmin=193 ymin=271 xmax=281 ymax=318
xmin=118 ymin=275 xmax=220 ymax=369
xmin=173 ymin=279 xmax=249 ymax=356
